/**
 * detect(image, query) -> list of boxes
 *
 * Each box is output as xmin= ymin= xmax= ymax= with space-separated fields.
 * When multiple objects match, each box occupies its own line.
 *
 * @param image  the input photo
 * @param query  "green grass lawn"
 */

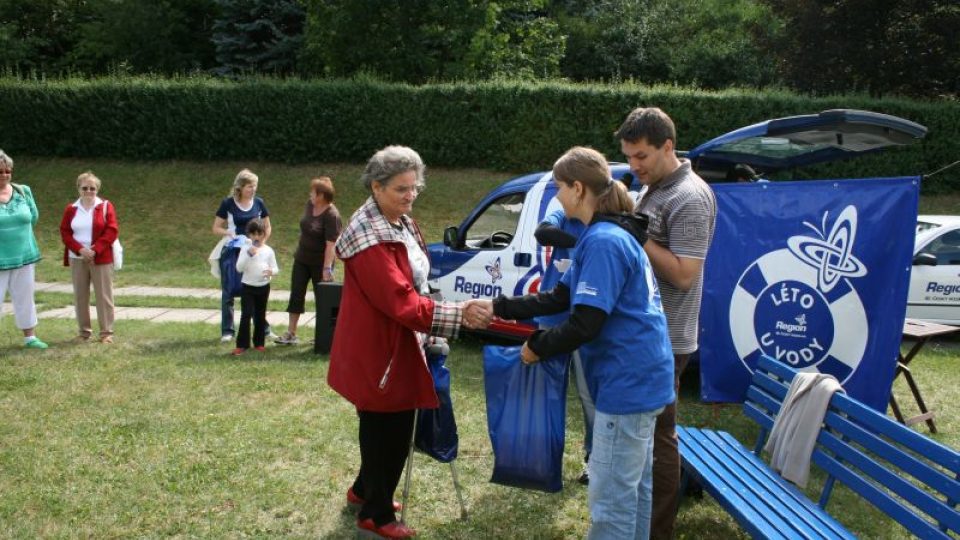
xmin=14 ymin=156 xmax=513 ymax=289
xmin=15 ymin=156 xmax=959 ymax=290
xmin=3 ymin=157 xmax=959 ymax=538
xmin=1 ymin=319 xmax=956 ymax=539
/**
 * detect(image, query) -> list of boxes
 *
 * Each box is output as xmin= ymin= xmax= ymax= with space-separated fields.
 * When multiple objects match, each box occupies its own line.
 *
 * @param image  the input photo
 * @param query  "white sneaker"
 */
xmin=275 ymin=332 xmax=299 ymax=345
xmin=220 ymin=334 xmax=234 ymax=343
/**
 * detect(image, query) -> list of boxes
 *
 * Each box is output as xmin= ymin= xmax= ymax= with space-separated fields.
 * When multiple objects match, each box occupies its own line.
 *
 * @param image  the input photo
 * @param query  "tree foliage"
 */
xmin=0 ymin=0 xmax=90 ymax=74
xmin=72 ymin=0 xmax=219 ymax=75
xmin=554 ymin=0 xmax=779 ymax=89
xmin=212 ymin=0 xmax=305 ymax=76
xmin=761 ymin=0 xmax=960 ymax=98
xmin=301 ymin=0 xmax=564 ymax=83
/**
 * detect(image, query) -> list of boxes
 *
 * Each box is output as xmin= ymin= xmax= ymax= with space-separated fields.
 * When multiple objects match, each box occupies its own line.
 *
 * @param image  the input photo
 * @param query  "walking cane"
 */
xmin=449 ymin=460 xmax=468 ymax=520
xmin=400 ymin=409 xmax=419 ymax=524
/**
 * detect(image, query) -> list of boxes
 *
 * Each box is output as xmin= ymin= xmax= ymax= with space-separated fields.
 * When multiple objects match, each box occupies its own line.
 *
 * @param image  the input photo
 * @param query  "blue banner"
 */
xmin=699 ymin=177 xmax=920 ymax=411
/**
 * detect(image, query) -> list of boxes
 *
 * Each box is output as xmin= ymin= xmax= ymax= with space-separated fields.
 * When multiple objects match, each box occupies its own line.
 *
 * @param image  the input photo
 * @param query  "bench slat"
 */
xmin=679 ymin=427 xmax=792 ymax=540
xmin=710 ymin=430 xmax=855 ymax=540
xmin=817 ymin=429 xmax=960 ymax=534
xmin=826 ymin=392 xmax=960 ymax=476
xmin=813 ymin=449 xmax=954 ymax=539
xmin=680 ymin=426 xmax=854 ymax=539
xmin=824 ymin=411 xmax=960 ymax=507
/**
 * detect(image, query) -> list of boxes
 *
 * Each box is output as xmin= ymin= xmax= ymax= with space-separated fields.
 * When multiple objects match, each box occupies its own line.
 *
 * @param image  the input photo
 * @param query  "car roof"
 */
xmin=687 ymin=109 xmax=927 ymax=179
xmin=917 ymin=215 xmax=960 ymax=226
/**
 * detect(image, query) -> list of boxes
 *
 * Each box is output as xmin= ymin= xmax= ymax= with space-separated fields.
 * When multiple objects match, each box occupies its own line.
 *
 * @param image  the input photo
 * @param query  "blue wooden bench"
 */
xmin=678 ymin=354 xmax=960 ymax=539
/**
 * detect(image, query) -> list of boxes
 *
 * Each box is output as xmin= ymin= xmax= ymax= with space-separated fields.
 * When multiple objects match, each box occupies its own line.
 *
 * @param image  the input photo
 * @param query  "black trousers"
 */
xmin=284 ymin=259 xmax=323 ymax=314
xmin=352 ymin=409 xmax=416 ymax=526
xmin=237 ymin=283 xmax=270 ymax=348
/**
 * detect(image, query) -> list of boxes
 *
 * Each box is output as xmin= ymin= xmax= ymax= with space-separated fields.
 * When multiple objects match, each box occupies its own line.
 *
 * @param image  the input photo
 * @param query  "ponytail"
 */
xmin=595 ymin=181 xmax=633 ymax=214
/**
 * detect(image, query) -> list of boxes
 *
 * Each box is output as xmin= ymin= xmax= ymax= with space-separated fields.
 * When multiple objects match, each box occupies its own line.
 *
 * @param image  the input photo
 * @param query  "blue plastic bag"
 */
xmin=483 ymin=345 xmax=569 ymax=493
xmin=220 ymin=246 xmax=243 ymax=298
xmin=415 ymin=341 xmax=459 ymax=463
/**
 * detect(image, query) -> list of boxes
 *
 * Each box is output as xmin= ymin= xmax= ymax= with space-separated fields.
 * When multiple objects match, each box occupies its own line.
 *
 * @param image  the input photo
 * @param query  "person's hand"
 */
xmin=80 ymin=247 xmax=95 ymax=262
xmin=262 ymin=268 xmax=274 ymax=278
xmin=462 ymin=299 xmax=494 ymax=329
xmin=247 ymin=245 xmax=259 ymax=256
xmin=322 ymin=267 xmax=334 ymax=282
xmin=520 ymin=342 xmax=540 ymax=365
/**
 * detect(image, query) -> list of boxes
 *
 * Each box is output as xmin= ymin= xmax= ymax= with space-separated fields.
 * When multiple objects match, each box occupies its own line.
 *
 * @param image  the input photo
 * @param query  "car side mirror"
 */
xmin=443 ymin=226 xmax=460 ymax=249
xmin=913 ymin=252 xmax=938 ymax=266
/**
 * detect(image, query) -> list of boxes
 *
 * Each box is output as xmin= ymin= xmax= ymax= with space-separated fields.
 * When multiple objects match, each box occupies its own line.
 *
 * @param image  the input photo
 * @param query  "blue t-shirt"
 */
xmin=216 ymin=196 xmax=269 ymax=237
xmin=537 ymin=210 xmax=586 ymax=327
xmin=560 ymin=221 xmax=675 ymax=415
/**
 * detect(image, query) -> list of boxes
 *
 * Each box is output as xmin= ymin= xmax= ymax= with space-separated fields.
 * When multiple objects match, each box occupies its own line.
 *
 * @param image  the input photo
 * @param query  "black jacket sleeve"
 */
xmin=527 ymin=304 xmax=608 ymax=358
xmin=493 ymin=283 xmax=570 ymax=320
xmin=534 ymin=222 xmax=578 ymax=248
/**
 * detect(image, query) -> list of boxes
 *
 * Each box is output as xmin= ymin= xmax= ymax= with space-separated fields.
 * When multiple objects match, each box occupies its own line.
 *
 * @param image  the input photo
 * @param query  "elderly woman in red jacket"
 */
xmin=59 ymin=171 xmax=119 ymax=343
xmin=328 ymin=146 xmax=488 ymax=539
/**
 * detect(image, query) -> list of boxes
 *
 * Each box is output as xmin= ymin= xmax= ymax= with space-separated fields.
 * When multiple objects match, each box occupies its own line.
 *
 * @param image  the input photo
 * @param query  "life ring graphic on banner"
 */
xmin=729 ymin=206 xmax=868 ymax=384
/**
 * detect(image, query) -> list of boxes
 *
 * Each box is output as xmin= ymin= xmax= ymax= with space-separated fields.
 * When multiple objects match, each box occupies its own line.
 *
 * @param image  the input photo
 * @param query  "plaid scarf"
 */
xmin=336 ymin=196 xmax=461 ymax=339
xmin=336 ymin=197 xmax=426 ymax=259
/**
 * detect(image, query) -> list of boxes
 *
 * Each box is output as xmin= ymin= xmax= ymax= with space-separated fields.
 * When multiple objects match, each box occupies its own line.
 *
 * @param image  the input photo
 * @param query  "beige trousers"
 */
xmin=70 ymin=258 xmax=115 ymax=338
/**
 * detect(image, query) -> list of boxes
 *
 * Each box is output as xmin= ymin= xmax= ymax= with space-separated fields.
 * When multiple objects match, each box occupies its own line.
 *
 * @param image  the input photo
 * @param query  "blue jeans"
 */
xmin=587 ymin=407 xmax=663 ymax=540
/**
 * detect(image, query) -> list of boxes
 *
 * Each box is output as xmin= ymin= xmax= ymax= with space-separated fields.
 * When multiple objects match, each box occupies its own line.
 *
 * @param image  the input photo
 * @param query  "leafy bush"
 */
xmin=0 ymin=76 xmax=957 ymax=192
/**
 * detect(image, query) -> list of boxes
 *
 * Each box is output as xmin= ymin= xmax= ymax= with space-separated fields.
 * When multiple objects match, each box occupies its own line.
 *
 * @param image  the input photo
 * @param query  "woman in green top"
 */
xmin=0 ymin=150 xmax=48 ymax=349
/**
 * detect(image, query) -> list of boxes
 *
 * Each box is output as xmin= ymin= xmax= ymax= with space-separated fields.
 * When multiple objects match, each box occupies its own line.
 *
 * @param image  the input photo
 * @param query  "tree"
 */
xmin=212 ymin=0 xmax=305 ymax=76
xmin=301 ymin=0 xmax=564 ymax=82
xmin=761 ymin=0 xmax=960 ymax=98
xmin=70 ymin=0 xmax=219 ymax=75
xmin=0 ymin=0 xmax=90 ymax=74
xmin=554 ymin=0 xmax=780 ymax=89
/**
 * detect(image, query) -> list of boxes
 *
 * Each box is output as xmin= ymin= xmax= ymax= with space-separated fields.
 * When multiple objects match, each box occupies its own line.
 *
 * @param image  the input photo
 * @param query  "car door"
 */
xmin=686 ymin=109 xmax=927 ymax=181
xmin=908 ymin=225 xmax=960 ymax=324
xmin=428 ymin=186 xmax=532 ymax=302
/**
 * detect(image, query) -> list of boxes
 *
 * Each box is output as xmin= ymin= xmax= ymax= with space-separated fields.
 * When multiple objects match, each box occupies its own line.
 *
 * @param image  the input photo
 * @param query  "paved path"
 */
xmin=9 ymin=282 xmax=320 ymax=328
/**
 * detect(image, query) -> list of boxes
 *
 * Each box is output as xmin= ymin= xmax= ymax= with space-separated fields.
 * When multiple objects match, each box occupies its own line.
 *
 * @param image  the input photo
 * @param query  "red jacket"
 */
xmin=59 ymin=199 xmax=119 ymax=266
xmin=328 ymin=198 xmax=461 ymax=412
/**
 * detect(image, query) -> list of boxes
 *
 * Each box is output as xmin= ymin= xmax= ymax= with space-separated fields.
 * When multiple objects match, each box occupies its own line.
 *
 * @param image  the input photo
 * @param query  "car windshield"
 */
xmin=916 ymin=221 xmax=942 ymax=234
xmin=707 ymin=137 xmax=829 ymax=162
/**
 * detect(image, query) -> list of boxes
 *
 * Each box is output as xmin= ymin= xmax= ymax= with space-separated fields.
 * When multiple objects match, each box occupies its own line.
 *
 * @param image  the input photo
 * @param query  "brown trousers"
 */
xmin=651 ymin=353 xmax=690 ymax=540
xmin=70 ymin=258 xmax=115 ymax=338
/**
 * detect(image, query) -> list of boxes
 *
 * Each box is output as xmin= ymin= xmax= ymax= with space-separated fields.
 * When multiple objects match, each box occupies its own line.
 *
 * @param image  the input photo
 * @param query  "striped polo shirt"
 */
xmin=634 ymin=159 xmax=717 ymax=354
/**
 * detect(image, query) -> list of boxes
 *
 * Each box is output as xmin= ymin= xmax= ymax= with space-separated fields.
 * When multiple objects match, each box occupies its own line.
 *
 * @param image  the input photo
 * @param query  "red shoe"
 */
xmin=347 ymin=487 xmax=402 ymax=512
xmin=231 ymin=348 xmax=246 ymax=356
xmin=356 ymin=518 xmax=416 ymax=539
xmin=254 ymin=346 xmax=266 ymax=352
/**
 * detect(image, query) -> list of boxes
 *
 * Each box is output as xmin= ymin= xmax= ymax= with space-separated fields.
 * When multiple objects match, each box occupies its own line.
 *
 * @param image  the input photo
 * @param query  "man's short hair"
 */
xmin=615 ymin=107 xmax=676 ymax=148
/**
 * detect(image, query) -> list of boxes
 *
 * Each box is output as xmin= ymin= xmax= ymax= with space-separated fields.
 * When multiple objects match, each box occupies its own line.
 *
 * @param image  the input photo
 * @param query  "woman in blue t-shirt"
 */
xmin=212 ymin=169 xmax=271 ymax=342
xmin=479 ymin=147 xmax=674 ymax=539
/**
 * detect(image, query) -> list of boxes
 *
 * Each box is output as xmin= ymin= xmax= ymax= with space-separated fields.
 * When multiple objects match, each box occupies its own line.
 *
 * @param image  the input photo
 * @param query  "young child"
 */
xmin=234 ymin=218 xmax=279 ymax=355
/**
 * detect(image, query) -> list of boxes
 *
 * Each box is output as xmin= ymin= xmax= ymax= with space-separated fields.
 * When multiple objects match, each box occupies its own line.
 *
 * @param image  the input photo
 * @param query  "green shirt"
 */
xmin=0 ymin=184 xmax=42 ymax=270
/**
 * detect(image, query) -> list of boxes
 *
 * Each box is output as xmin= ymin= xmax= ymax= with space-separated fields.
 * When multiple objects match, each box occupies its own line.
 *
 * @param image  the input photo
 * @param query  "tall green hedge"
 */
xmin=1 ymin=77 xmax=957 ymax=192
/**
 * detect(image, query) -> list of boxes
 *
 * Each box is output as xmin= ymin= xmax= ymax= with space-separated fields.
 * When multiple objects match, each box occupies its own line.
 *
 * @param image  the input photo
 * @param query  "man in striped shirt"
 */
xmin=617 ymin=107 xmax=717 ymax=539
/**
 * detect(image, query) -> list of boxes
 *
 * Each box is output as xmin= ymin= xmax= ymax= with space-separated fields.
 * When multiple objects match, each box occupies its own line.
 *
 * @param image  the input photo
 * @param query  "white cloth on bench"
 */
xmin=764 ymin=372 xmax=843 ymax=487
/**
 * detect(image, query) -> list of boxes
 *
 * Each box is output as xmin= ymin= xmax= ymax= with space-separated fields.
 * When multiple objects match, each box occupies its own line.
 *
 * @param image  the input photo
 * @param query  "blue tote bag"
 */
xmin=415 ymin=341 xmax=459 ymax=463
xmin=483 ymin=345 xmax=569 ymax=493
xmin=220 ymin=246 xmax=244 ymax=298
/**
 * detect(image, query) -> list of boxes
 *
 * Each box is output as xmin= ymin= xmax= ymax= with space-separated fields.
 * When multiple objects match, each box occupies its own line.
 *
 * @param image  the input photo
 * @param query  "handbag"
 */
xmin=102 ymin=200 xmax=123 ymax=270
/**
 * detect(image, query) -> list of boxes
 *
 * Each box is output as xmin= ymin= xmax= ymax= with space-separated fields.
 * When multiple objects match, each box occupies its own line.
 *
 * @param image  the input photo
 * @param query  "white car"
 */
xmin=908 ymin=215 xmax=960 ymax=324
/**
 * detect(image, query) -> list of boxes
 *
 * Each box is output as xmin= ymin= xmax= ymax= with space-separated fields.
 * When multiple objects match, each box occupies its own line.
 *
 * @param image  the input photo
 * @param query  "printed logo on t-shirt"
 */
xmin=576 ymin=280 xmax=599 ymax=296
